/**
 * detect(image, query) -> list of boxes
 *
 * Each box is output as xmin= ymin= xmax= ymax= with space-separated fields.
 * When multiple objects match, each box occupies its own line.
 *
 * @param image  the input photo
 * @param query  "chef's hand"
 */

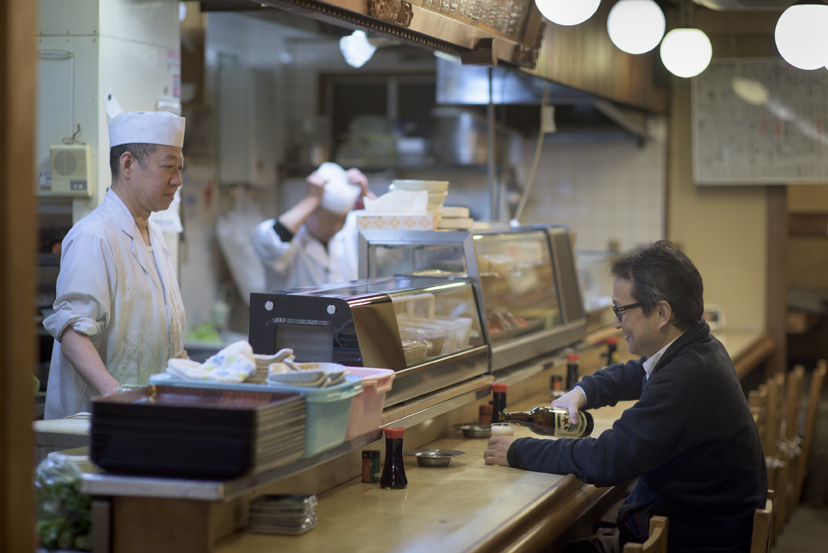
xmin=346 ymin=168 xmax=376 ymax=200
xmin=484 ymin=436 xmax=516 ymax=466
xmin=305 ymin=171 xmax=327 ymax=203
xmin=550 ymin=387 xmax=586 ymax=422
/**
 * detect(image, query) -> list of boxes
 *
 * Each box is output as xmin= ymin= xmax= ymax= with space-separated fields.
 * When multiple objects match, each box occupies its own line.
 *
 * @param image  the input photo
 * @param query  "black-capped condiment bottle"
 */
xmin=604 ymin=336 xmax=620 ymax=367
xmin=380 ymin=427 xmax=408 ymax=489
xmin=491 ymin=383 xmax=508 ymax=424
xmin=565 ymin=352 xmax=580 ymax=391
xmin=500 ymin=406 xmax=594 ymax=438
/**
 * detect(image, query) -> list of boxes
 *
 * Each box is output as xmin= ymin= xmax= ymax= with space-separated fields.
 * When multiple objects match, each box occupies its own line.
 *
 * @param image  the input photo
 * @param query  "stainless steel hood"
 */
xmin=434 ymin=58 xmax=652 ymax=143
xmin=202 ymin=0 xmax=546 ymax=68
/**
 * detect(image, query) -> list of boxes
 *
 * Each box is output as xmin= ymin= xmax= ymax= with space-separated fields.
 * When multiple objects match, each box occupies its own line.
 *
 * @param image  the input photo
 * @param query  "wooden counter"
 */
xmin=713 ymin=330 xmax=774 ymax=380
xmin=73 ymin=326 xmax=772 ymax=553
xmin=214 ymin=398 xmax=634 ymax=553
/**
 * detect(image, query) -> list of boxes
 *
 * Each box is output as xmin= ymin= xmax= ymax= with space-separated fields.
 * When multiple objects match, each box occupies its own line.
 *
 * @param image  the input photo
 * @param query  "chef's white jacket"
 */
xmin=251 ymin=212 xmax=359 ymax=292
xmin=43 ymin=190 xmax=186 ymax=419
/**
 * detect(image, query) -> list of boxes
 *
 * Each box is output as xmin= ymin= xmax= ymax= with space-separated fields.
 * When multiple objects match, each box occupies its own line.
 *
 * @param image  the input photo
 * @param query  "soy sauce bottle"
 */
xmin=500 ymin=406 xmax=594 ymax=438
xmin=380 ymin=427 xmax=408 ymax=489
xmin=565 ymin=352 xmax=580 ymax=391
xmin=491 ymin=383 xmax=508 ymax=424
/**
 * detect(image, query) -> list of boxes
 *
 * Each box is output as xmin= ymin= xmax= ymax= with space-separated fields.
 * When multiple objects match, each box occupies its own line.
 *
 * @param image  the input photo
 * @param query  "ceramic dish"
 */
xmin=404 ymin=449 xmax=465 ymax=467
xmin=452 ymin=423 xmax=492 ymax=439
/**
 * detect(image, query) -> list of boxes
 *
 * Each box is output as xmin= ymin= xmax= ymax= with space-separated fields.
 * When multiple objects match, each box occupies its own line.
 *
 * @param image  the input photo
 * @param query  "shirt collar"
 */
xmin=642 ymin=335 xmax=681 ymax=380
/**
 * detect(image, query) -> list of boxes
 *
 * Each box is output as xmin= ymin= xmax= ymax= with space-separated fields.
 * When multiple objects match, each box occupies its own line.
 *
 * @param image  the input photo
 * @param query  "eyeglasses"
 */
xmin=612 ymin=302 xmax=642 ymax=321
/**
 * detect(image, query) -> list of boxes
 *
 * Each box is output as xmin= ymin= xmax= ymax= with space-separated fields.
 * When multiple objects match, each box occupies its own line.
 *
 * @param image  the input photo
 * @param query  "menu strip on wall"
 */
xmin=693 ymin=58 xmax=828 ymax=185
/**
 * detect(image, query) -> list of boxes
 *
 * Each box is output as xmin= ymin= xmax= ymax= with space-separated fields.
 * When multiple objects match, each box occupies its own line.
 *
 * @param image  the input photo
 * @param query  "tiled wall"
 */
xmin=519 ymin=119 xmax=668 ymax=253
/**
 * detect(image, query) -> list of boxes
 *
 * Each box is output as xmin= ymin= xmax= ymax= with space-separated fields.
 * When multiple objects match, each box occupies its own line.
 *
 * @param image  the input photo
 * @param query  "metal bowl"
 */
xmin=404 ymin=449 xmax=465 ymax=467
xmin=452 ymin=423 xmax=492 ymax=439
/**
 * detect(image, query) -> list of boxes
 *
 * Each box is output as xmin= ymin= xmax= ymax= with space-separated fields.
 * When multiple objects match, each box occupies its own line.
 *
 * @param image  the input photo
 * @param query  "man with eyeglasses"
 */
xmin=484 ymin=241 xmax=767 ymax=553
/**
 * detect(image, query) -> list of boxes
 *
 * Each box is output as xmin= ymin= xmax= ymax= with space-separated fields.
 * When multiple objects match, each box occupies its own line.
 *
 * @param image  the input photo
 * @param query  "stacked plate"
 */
xmin=390 ymin=180 xmax=449 ymax=225
xmin=90 ymin=386 xmax=306 ymax=480
xmin=249 ymin=494 xmax=318 ymax=535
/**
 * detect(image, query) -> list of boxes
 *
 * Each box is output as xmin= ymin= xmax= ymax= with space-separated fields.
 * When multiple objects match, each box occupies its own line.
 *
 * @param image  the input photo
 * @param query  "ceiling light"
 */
xmin=659 ymin=28 xmax=712 ymax=78
xmin=339 ymin=31 xmax=377 ymax=68
xmin=534 ymin=0 xmax=601 ymax=26
xmin=774 ymin=1 xmax=828 ymax=71
xmin=607 ymin=0 xmax=666 ymax=55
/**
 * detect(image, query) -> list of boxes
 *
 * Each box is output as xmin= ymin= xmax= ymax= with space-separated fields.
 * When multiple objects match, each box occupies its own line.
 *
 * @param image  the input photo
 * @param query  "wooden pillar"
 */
xmin=0 ymin=0 xmax=37 ymax=550
xmin=765 ymin=185 xmax=787 ymax=379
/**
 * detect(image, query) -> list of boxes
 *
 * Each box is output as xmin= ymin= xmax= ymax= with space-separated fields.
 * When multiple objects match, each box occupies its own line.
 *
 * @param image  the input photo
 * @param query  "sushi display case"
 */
xmin=358 ymin=224 xmax=586 ymax=371
xmin=249 ymin=276 xmax=489 ymax=406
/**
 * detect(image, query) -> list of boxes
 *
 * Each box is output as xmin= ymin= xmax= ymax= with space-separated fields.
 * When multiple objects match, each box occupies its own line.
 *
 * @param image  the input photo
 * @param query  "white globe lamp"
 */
xmin=659 ymin=28 xmax=713 ymax=78
xmin=535 ymin=0 xmax=601 ymax=26
xmin=607 ymin=0 xmax=666 ymax=55
xmin=774 ymin=2 xmax=828 ymax=71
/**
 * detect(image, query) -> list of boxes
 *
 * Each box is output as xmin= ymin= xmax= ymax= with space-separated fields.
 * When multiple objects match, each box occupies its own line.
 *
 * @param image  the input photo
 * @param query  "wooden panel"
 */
xmin=0 ymin=0 xmax=37 ymax=551
xmin=524 ymin=3 xmax=669 ymax=113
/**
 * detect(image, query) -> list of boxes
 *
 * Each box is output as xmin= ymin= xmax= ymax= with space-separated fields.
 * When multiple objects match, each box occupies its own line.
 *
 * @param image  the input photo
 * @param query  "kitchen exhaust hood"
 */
xmin=435 ymin=58 xmax=652 ymax=144
xmin=202 ymin=0 xmax=546 ymax=69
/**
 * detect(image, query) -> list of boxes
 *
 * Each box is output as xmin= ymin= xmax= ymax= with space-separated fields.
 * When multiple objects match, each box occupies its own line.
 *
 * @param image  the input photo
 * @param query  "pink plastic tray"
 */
xmin=344 ymin=367 xmax=395 ymax=440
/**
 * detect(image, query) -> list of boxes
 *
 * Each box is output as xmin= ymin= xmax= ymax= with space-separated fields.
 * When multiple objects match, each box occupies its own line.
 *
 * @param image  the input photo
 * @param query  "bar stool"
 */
xmin=750 ymin=490 xmax=774 ymax=553
xmin=622 ymin=516 xmax=668 ymax=553
xmin=795 ymin=359 xmax=827 ymax=504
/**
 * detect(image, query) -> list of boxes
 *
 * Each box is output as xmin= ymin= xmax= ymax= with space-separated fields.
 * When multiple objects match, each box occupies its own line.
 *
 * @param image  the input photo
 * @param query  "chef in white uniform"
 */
xmin=252 ymin=162 xmax=373 ymax=291
xmin=43 ymin=111 xmax=187 ymax=419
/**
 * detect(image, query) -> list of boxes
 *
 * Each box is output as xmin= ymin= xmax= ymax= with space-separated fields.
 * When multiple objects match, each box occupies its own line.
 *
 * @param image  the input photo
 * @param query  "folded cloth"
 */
xmin=165 ymin=341 xmax=256 ymax=383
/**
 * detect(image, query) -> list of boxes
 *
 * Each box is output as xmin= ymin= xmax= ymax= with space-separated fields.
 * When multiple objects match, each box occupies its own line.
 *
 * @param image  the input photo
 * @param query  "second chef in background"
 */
xmin=251 ymin=162 xmax=374 ymax=291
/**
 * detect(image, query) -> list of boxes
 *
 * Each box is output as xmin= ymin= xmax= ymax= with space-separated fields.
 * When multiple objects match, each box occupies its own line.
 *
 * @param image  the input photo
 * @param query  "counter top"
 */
xmin=214 ymin=398 xmax=634 ymax=553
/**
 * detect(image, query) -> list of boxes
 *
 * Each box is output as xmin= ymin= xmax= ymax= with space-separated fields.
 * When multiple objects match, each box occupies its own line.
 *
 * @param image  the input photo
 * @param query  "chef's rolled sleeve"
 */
xmin=43 ymin=230 xmax=114 ymax=342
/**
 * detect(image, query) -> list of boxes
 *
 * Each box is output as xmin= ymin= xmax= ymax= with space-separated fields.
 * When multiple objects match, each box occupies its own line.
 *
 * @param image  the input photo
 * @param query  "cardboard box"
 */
xmin=356 ymin=214 xmax=435 ymax=231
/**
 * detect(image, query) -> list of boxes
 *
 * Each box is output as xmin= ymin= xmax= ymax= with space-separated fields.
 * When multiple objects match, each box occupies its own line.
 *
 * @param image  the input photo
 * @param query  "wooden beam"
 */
xmin=0 ymin=0 xmax=37 ymax=550
xmin=765 ymin=186 xmax=787 ymax=379
xmin=788 ymin=213 xmax=828 ymax=237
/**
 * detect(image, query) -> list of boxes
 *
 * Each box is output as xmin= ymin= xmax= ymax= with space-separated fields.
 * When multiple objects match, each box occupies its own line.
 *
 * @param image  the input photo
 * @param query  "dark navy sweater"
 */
xmin=507 ymin=321 xmax=767 ymax=552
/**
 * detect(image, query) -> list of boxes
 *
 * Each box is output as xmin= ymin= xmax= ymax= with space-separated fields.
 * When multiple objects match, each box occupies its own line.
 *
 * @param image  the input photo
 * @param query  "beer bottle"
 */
xmin=500 ymin=406 xmax=594 ymax=438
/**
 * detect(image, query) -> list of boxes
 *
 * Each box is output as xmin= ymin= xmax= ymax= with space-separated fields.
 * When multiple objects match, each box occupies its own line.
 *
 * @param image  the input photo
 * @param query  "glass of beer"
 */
xmin=490 ymin=423 xmax=515 ymax=437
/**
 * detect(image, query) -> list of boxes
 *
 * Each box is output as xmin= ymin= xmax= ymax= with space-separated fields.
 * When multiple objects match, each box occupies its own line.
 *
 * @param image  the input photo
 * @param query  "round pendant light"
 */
xmin=535 ymin=0 xmax=601 ymax=26
xmin=774 ymin=2 xmax=828 ymax=71
xmin=607 ymin=0 xmax=666 ymax=55
xmin=659 ymin=28 xmax=713 ymax=78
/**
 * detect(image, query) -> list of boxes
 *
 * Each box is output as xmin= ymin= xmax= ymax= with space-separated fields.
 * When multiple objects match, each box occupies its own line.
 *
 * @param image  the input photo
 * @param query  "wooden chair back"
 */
xmin=750 ymin=490 xmax=774 ymax=553
xmin=781 ymin=366 xmax=805 ymax=525
xmin=623 ymin=516 xmax=668 ymax=553
xmin=795 ymin=360 xmax=827 ymax=503
xmin=749 ymin=385 xmax=768 ymax=453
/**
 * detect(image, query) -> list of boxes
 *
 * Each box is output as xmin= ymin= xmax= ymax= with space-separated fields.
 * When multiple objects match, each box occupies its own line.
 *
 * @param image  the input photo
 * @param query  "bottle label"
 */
xmin=555 ymin=410 xmax=587 ymax=438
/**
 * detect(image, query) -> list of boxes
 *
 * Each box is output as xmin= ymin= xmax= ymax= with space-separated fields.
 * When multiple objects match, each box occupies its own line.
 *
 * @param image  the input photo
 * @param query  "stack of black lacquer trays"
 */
xmin=249 ymin=494 xmax=318 ymax=535
xmin=90 ymin=386 xmax=306 ymax=480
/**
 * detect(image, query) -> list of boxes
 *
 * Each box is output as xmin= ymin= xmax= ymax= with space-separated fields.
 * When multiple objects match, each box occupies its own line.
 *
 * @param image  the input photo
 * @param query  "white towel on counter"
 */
xmin=165 ymin=340 xmax=256 ymax=382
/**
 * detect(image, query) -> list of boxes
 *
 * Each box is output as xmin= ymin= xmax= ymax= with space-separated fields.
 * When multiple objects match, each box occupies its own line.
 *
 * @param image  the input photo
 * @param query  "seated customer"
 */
xmin=484 ymin=241 xmax=767 ymax=553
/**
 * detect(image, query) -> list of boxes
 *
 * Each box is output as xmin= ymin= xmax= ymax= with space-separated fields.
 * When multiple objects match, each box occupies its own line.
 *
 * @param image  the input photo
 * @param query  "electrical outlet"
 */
xmin=541 ymin=105 xmax=557 ymax=134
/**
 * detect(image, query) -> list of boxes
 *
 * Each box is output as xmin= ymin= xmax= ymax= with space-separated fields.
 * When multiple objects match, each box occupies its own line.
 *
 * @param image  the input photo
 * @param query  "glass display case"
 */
xmin=359 ymin=225 xmax=586 ymax=371
xmin=248 ymin=276 xmax=488 ymax=406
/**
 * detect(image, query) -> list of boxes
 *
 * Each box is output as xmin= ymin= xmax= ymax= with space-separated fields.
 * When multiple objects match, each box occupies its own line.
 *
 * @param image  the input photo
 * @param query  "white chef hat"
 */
xmin=108 ymin=111 xmax=186 ymax=148
xmin=316 ymin=162 xmax=362 ymax=214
